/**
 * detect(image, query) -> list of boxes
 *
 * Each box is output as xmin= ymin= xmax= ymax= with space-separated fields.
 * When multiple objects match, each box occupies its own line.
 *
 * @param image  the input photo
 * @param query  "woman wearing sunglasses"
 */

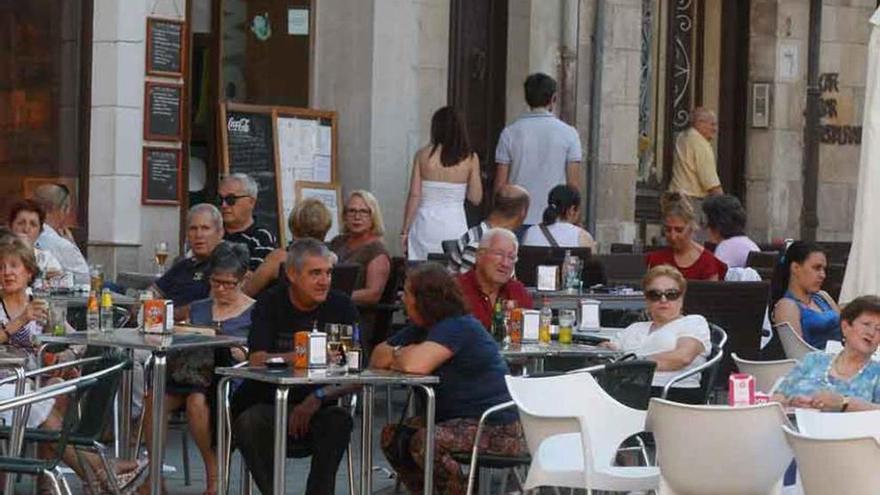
xmin=646 ymin=192 xmax=727 ymax=280
xmin=600 ymin=265 xmax=711 ymax=404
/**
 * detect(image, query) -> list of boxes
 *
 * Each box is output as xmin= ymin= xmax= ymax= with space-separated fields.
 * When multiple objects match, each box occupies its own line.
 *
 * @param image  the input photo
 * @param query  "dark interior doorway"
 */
xmin=716 ymin=0 xmax=750 ymax=200
xmin=448 ymin=0 xmax=508 ymax=224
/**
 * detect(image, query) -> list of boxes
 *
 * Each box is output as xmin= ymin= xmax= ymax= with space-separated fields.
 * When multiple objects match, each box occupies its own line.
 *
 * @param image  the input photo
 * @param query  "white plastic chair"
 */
xmin=646 ymin=398 xmax=793 ymax=495
xmin=774 ymin=322 xmax=818 ymax=360
xmin=505 ymin=373 xmax=659 ymax=494
xmin=794 ymin=408 xmax=880 ymax=439
xmin=783 ymin=425 xmax=880 ymax=495
xmin=731 ymin=352 xmax=797 ymax=393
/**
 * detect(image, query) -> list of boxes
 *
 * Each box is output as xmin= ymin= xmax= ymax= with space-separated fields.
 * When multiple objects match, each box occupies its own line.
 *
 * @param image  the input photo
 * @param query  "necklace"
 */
xmin=824 ymin=352 xmax=868 ymax=386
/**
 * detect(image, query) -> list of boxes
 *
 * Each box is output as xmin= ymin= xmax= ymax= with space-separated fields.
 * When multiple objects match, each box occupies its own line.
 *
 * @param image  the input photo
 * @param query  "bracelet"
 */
xmin=840 ymin=396 xmax=850 ymax=412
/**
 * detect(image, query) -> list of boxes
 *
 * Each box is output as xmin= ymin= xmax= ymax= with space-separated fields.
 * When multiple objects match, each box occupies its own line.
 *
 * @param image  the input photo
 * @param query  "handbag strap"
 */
xmin=539 ymin=224 xmax=560 ymax=248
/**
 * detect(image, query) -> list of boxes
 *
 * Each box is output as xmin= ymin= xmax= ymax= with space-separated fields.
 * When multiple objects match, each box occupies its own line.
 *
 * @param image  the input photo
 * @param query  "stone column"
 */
xmin=88 ymin=0 xmax=184 ymax=278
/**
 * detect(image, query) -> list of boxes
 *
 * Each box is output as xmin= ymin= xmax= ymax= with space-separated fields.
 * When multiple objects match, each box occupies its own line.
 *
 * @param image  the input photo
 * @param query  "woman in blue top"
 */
xmin=141 ymin=242 xmax=254 ymax=495
xmin=773 ymin=295 xmax=880 ymax=412
xmin=772 ymin=241 xmax=841 ymax=349
xmin=372 ymin=263 xmax=526 ymax=494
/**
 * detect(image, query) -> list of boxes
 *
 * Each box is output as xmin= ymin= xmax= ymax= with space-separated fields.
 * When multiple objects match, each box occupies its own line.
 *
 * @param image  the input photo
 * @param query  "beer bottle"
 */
xmin=538 ymin=296 xmax=552 ymax=344
xmin=491 ymin=299 xmax=505 ymax=343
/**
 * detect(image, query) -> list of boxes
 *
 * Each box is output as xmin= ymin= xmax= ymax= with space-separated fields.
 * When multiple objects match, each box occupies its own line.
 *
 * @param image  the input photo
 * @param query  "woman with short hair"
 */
xmin=372 ymin=263 xmax=526 ymax=494
xmin=522 ymin=184 xmax=595 ymax=248
xmin=646 ymin=192 xmax=727 ymax=280
xmin=8 ymin=199 xmax=64 ymax=278
xmin=774 ymin=295 xmax=880 ymax=411
xmin=772 ymin=241 xmax=840 ymax=349
xmin=701 ymin=194 xmax=759 ymax=268
xmin=243 ymin=198 xmax=334 ymax=297
xmin=601 ymin=264 xmax=712 ymax=403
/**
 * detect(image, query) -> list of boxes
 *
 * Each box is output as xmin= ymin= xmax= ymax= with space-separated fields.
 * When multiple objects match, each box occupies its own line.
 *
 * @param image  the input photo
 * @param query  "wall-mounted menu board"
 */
xmin=219 ymin=102 xmax=338 ymax=244
xmin=142 ymin=147 xmax=182 ymax=205
xmin=146 ymin=18 xmax=185 ymax=77
xmin=219 ymin=103 xmax=283 ymax=240
xmin=144 ymin=82 xmax=182 ymax=141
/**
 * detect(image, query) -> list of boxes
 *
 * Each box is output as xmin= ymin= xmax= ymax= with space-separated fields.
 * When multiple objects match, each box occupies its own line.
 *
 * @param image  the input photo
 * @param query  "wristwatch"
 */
xmin=314 ymin=387 xmax=327 ymax=401
xmin=392 ymin=345 xmax=403 ymax=357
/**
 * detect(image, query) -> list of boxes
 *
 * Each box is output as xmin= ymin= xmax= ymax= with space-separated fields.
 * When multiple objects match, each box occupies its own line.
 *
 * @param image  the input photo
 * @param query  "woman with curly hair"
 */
xmin=371 ymin=263 xmax=526 ymax=494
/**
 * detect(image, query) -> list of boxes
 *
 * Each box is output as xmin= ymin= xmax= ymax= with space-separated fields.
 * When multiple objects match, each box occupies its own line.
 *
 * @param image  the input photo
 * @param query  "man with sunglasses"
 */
xmin=31 ymin=183 xmax=89 ymax=283
xmin=456 ymin=228 xmax=533 ymax=330
xmin=218 ymin=174 xmax=277 ymax=271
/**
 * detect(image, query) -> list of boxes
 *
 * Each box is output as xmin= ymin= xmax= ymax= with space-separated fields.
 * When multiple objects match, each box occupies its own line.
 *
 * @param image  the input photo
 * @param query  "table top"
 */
xmin=527 ymin=288 xmax=646 ymax=310
xmin=48 ymin=292 xmax=138 ymax=307
xmin=500 ymin=341 xmax=620 ymax=359
xmin=215 ymin=366 xmax=440 ymax=386
xmin=0 ymin=347 xmax=29 ymax=367
xmin=38 ymin=329 xmax=245 ymax=352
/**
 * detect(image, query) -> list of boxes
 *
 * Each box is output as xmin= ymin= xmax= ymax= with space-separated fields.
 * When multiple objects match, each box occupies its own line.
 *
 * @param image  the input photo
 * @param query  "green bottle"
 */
xmin=492 ymin=299 xmax=506 ymax=343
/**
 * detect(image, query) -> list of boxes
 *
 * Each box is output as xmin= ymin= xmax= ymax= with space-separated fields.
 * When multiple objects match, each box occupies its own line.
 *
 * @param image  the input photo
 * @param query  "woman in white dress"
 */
xmin=401 ymin=106 xmax=482 ymax=260
xmin=523 ymin=184 xmax=596 ymax=249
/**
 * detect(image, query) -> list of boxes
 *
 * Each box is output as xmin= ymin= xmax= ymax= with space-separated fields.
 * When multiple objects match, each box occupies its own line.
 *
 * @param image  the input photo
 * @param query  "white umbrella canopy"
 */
xmin=840 ymin=7 xmax=880 ymax=304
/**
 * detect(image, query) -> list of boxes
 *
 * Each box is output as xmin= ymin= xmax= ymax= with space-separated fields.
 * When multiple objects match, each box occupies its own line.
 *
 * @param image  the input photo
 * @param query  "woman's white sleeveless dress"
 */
xmin=407 ymin=180 xmax=468 ymax=260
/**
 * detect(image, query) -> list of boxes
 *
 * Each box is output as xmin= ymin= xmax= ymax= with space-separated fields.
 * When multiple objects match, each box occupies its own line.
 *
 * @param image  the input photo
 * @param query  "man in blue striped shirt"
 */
xmin=448 ymin=185 xmax=529 ymax=273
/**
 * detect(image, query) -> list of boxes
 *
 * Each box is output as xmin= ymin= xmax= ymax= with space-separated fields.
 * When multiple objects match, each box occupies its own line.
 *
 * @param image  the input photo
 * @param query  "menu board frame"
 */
xmin=141 ymin=147 xmax=182 ymax=205
xmin=144 ymin=81 xmax=183 ymax=142
xmin=146 ymin=17 xmax=186 ymax=77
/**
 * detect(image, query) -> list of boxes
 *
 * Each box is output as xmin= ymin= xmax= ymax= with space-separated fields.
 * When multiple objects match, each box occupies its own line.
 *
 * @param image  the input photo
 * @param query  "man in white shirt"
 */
xmin=494 ymin=73 xmax=583 ymax=227
xmin=32 ymin=184 xmax=90 ymax=283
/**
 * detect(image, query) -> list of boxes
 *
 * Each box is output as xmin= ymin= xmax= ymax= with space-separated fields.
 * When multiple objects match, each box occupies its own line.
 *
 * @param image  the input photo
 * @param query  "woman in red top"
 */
xmin=646 ymin=192 xmax=727 ymax=280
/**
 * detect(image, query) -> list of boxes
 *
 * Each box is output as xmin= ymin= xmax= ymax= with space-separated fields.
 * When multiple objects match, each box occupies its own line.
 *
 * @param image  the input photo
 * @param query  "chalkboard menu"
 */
xmin=146 ymin=18 xmax=185 ymax=77
xmin=222 ymin=106 xmax=282 ymax=239
xmin=142 ymin=147 xmax=181 ymax=205
xmin=144 ymin=82 xmax=182 ymax=141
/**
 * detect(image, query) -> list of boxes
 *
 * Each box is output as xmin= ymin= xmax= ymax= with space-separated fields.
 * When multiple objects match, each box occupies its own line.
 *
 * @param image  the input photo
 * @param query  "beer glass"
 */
xmin=558 ymin=309 xmax=576 ymax=345
xmin=154 ymin=242 xmax=169 ymax=274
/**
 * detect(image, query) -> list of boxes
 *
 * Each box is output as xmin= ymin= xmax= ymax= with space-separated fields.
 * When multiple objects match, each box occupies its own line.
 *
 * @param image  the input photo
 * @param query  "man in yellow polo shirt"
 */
xmin=669 ymin=107 xmax=723 ymax=239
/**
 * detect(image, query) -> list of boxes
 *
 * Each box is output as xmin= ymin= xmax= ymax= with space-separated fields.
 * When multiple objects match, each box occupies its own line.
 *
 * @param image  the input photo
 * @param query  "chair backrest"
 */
xmin=783 ymin=425 xmax=880 ymax=495
xmin=774 ymin=321 xmax=818 ymax=359
xmin=591 ymin=360 xmax=657 ymax=410
xmin=440 ymin=239 xmax=460 ymax=256
xmin=427 ymin=252 xmax=450 ymax=264
xmin=794 ymin=408 xmax=880 ymax=439
xmin=609 ymin=243 xmax=634 ymax=254
xmin=506 ymin=373 xmax=648 ymax=480
xmin=647 ymin=399 xmax=793 ymax=494
xmin=821 ymin=262 xmax=845 ymax=302
xmin=746 ymin=251 xmax=780 ymax=281
xmin=592 ymin=253 xmax=646 ymax=287
xmin=74 ymin=348 xmax=130 ymax=439
xmin=515 ymin=246 xmax=592 ymax=287
xmin=731 ymin=352 xmax=796 ymax=393
xmin=695 ymin=323 xmax=727 ymax=402
xmin=683 ymin=281 xmax=770 ymax=384
xmin=330 ymin=263 xmax=360 ymax=296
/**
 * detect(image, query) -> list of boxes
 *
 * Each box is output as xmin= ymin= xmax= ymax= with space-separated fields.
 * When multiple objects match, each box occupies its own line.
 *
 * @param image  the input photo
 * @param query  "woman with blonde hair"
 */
xmin=243 ymin=198 xmax=334 ymax=297
xmin=601 ymin=264 xmax=711 ymax=403
xmin=329 ymin=190 xmax=391 ymax=305
xmin=645 ymin=192 xmax=727 ymax=280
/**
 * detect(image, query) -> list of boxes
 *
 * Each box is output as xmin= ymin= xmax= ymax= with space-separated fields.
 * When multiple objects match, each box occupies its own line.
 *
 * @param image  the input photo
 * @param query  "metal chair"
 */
xmin=661 ymin=323 xmax=728 ymax=404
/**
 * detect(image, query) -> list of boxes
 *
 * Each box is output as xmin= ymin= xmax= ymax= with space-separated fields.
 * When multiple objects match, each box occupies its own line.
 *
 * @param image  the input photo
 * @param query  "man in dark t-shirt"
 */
xmin=219 ymin=173 xmax=277 ymax=270
xmin=232 ymin=238 xmax=358 ymax=495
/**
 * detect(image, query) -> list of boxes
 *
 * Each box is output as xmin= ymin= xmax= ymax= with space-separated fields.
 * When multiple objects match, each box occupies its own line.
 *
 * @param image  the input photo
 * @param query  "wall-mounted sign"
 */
xmin=146 ymin=18 xmax=185 ymax=77
xmin=142 ymin=147 xmax=182 ymax=205
xmin=144 ymin=82 xmax=182 ymax=141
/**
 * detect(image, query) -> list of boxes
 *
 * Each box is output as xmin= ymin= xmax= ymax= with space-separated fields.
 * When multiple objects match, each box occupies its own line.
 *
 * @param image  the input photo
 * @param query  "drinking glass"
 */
xmin=154 ymin=242 xmax=169 ymax=274
xmin=89 ymin=264 xmax=104 ymax=293
xmin=558 ymin=309 xmax=576 ymax=345
xmin=49 ymin=301 xmax=68 ymax=336
xmin=326 ymin=340 xmax=346 ymax=374
xmin=338 ymin=324 xmax=354 ymax=351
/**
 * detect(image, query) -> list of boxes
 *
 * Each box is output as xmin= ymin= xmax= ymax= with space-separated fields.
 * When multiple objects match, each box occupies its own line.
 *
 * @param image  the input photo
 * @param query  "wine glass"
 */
xmin=154 ymin=242 xmax=169 ymax=275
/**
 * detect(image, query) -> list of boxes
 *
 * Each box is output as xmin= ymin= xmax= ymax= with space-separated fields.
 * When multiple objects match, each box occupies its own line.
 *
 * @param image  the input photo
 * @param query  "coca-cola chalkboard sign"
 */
xmin=144 ymin=82 xmax=182 ymax=141
xmin=146 ymin=18 xmax=185 ymax=77
xmin=220 ymin=104 xmax=282 ymax=240
xmin=142 ymin=147 xmax=181 ymax=205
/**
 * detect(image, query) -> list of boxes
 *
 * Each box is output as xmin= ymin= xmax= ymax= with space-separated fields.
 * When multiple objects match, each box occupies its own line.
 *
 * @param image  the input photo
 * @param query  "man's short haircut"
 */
xmin=221 ymin=173 xmax=259 ymax=200
xmin=691 ymin=107 xmax=716 ymax=124
xmin=479 ymin=227 xmax=519 ymax=252
xmin=32 ymin=184 xmax=70 ymax=213
xmin=288 ymin=198 xmax=333 ymax=241
xmin=524 ymin=73 xmax=557 ymax=108
xmin=841 ymin=295 xmax=880 ymax=324
xmin=187 ymin=203 xmax=224 ymax=232
xmin=492 ymin=186 xmax=530 ymax=218
xmin=287 ymin=238 xmax=333 ymax=271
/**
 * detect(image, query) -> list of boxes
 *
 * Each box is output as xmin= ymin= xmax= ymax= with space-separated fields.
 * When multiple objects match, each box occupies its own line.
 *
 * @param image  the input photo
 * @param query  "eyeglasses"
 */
xmin=209 ymin=277 xmax=241 ymax=290
xmin=218 ymin=195 xmax=250 ymax=207
xmin=482 ymin=249 xmax=518 ymax=264
xmin=645 ymin=289 xmax=683 ymax=302
xmin=345 ymin=208 xmax=371 ymax=217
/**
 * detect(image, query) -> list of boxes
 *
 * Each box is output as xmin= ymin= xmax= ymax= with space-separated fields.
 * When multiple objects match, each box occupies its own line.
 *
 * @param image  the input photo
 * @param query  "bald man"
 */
xmin=448 ymin=185 xmax=530 ymax=273
xmin=669 ymin=107 xmax=724 ymax=198
xmin=32 ymin=184 xmax=90 ymax=283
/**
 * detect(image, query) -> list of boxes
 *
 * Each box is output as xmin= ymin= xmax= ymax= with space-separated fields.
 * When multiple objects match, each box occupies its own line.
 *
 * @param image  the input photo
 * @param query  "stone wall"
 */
xmin=87 ymin=0 xmax=185 ymax=277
